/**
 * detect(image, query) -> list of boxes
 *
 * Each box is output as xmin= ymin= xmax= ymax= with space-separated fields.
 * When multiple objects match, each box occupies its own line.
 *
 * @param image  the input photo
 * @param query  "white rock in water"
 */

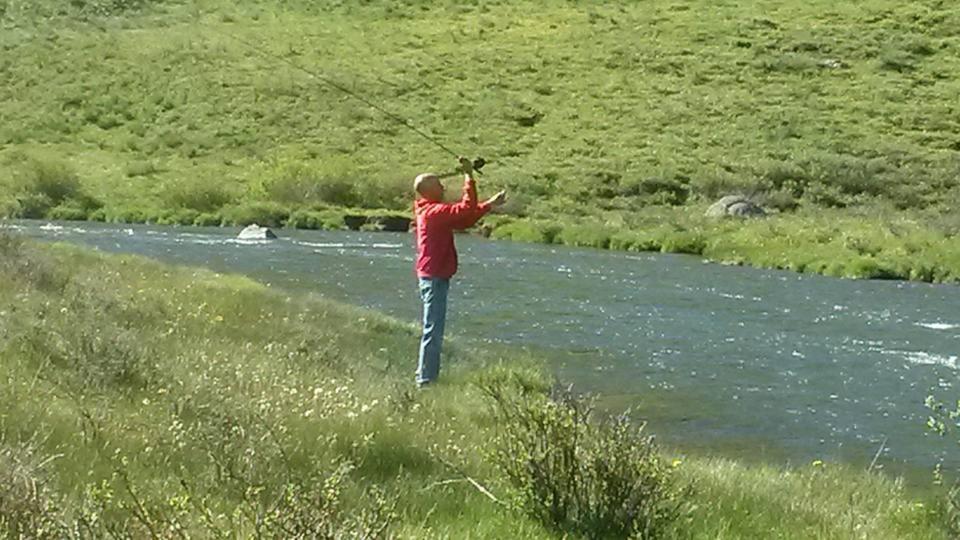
xmin=237 ymin=224 xmax=278 ymax=240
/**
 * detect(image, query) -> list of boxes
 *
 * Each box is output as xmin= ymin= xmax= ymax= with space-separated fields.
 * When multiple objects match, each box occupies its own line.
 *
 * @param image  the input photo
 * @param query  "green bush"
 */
xmin=619 ymin=177 xmax=690 ymax=206
xmin=478 ymin=376 xmax=688 ymax=539
xmin=758 ymin=188 xmax=800 ymax=212
xmin=193 ymin=212 xmax=223 ymax=227
xmin=156 ymin=208 xmax=201 ymax=226
xmin=105 ymin=207 xmax=150 ymax=223
xmin=925 ymin=396 xmax=960 ymax=537
xmin=162 ymin=181 xmax=235 ymax=213
xmin=354 ymin=174 xmax=411 ymax=210
xmin=286 ymin=209 xmax=347 ymax=230
xmin=13 ymin=193 xmax=54 ymax=219
xmin=0 ymin=234 xmax=69 ymax=292
xmin=220 ymin=202 xmax=290 ymax=227
xmin=609 ymin=231 xmax=663 ymax=252
xmin=62 ymin=0 xmax=162 ymax=17
xmin=843 ymin=257 xmax=903 ymax=280
xmin=0 ymin=197 xmax=17 ymax=218
xmin=10 ymin=157 xmax=102 ymax=219
xmin=124 ymin=160 xmax=160 ymax=177
xmin=0 ymin=441 xmax=65 ymax=539
xmin=18 ymin=158 xmax=81 ymax=205
xmin=660 ymin=230 xmax=706 ymax=255
xmin=490 ymin=220 xmax=562 ymax=244
xmin=46 ymin=204 xmax=90 ymax=221
xmin=264 ymin=158 xmax=360 ymax=207
xmin=556 ymin=224 xmax=613 ymax=249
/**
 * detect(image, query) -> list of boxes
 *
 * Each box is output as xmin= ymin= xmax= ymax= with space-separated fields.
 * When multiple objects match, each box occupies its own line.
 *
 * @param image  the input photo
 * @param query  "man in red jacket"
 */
xmin=413 ymin=157 xmax=506 ymax=387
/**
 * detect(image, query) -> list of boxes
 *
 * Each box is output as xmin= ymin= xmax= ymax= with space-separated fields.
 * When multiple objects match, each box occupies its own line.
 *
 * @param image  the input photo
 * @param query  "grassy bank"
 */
xmin=0 ymin=234 xmax=951 ymax=538
xmin=1 ymin=0 xmax=959 ymax=282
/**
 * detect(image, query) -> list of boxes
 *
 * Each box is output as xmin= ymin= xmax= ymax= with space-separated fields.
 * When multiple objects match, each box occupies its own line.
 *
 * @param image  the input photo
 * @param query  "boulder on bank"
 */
xmin=237 ymin=224 xmax=278 ymax=240
xmin=343 ymin=215 xmax=367 ymax=231
xmin=343 ymin=214 xmax=412 ymax=232
xmin=705 ymin=195 xmax=766 ymax=219
xmin=367 ymin=215 xmax=412 ymax=232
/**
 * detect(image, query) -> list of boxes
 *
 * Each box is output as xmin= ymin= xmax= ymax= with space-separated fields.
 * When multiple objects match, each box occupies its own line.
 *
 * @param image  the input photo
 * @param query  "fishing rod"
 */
xmin=210 ymin=27 xmax=486 ymax=175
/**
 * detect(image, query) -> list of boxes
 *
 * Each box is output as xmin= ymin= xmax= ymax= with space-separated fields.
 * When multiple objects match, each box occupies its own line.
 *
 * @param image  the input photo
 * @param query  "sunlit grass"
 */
xmin=0 ymin=236 xmax=952 ymax=537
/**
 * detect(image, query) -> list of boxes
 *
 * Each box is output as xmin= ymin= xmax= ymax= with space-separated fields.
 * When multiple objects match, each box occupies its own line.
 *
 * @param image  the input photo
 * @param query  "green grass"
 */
xmin=1 ymin=0 xmax=959 ymax=281
xmin=0 ymin=234 xmax=951 ymax=538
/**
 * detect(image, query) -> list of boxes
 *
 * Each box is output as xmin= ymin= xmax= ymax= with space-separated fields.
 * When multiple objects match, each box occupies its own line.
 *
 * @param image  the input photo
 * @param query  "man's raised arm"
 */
xmin=439 ymin=157 xmax=506 ymax=229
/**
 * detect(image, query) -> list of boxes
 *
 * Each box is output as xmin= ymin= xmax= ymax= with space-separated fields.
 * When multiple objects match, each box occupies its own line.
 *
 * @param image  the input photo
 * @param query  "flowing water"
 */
xmin=6 ymin=219 xmax=959 ymax=482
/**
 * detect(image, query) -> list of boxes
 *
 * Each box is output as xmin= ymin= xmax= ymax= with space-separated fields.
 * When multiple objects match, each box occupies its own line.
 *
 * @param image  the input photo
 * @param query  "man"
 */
xmin=413 ymin=157 xmax=506 ymax=387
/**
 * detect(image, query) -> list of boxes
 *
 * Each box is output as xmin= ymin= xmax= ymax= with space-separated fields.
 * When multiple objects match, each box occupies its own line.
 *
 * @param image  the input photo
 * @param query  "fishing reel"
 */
xmin=458 ymin=156 xmax=486 ymax=175
xmin=470 ymin=157 xmax=486 ymax=174
xmin=441 ymin=156 xmax=487 ymax=178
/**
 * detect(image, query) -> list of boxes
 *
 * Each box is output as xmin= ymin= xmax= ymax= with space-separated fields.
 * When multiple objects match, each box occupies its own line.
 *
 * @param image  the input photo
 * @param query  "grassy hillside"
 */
xmin=1 ymin=0 xmax=959 ymax=280
xmin=0 ymin=234 xmax=951 ymax=538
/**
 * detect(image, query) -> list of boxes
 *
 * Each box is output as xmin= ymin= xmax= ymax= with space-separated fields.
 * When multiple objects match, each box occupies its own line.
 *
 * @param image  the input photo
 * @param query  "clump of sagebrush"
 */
xmin=0 ymin=442 xmax=395 ymax=539
xmin=0 ymin=440 xmax=68 ymax=539
xmin=0 ymin=233 xmax=69 ymax=292
xmin=477 ymin=371 xmax=689 ymax=539
xmin=263 ymin=158 xmax=360 ymax=208
xmin=925 ymin=395 xmax=960 ymax=537
xmin=160 ymin=179 xmax=237 ymax=213
xmin=9 ymin=156 xmax=102 ymax=220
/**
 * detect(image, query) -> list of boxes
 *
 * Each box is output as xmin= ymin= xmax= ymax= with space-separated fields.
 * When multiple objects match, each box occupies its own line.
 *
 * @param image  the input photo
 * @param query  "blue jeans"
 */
xmin=416 ymin=277 xmax=450 ymax=385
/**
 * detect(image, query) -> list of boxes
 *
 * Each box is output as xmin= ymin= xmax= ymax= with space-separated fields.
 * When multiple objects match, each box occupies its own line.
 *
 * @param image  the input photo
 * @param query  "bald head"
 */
xmin=414 ymin=173 xmax=444 ymax=201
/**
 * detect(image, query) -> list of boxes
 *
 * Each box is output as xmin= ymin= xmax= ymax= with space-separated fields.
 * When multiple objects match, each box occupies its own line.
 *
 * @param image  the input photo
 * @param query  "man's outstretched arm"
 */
xmin=434 ymin=158 xmax=506 ymax=229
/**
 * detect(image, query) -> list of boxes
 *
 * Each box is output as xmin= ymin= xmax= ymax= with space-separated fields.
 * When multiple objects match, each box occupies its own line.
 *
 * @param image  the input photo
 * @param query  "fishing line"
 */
xmin=208 ymin=26 xmax=463 ymax=159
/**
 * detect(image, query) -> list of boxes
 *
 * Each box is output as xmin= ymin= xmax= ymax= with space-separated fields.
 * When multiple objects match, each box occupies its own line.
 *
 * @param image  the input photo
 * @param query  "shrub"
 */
xmin=220 ymin=202 xmax=290 ymax=227
xmin=19 ymin=158 xmax=81 ymax=205
xmin=19 ymin=311 xmax=157 ymax=392
xmin=46 ymin=204 xmax=90 ymax=221
xmin=0 ymin=234 xmax=70 ymax=293
xmin=0 ymin=197 xmax=17 ymax=218
xmin=660 ymin=229 xmax=706 ymax=255
xmin=925 ymin=396 xmax=960 ymax=536
xmin=758 ymin=188 xmax=800 ymax=212
xmin=695 ymin=175 xmax=762 ymax=201
xmin=124 ymin=160 xmax=160 ymax=177
xmin=265 ymin=158 xmax=360 ymax=207
xmin=490 ymin=220 xmax=562 ymax=244
xmin=0 ymin=441 xmax=67 ymax=539
xmin=477 ymin=376 xmax=688 ymax=539
xmin=11 ymin=157 xmax=102 ymax=219
xmin=879 ymin=47 xmax=917 ymax=72
xmin=286 ymin=209 xmax=347 ymax=230
xmin=162 ymin=180 xmax=235 ymax=213
xmin=354 ymin=174 xmax=411 ymax=210
xmin=156 ymin=208 xmax=201 ymax=226
xmin=68 ymin=0 xmax=161 ymax=17
xmin=843 ymin=256 xmax=903 ymax=280
xmin=193 ymin=212 xmax=223 ymax=227
xmin=556 ymin=223 xmax=613 ymax=249
xmin=609 ymin=231 xmax=662 ymax=252
xmin=13 ymin=193 xmax=54 ymax=219
xmin=757 ymin=53 xmax=819 ymax=73
xmin=102 ymin=206 xmax=151 ymax=223
xmin=619 ymin=177 xmax=690 ymax=205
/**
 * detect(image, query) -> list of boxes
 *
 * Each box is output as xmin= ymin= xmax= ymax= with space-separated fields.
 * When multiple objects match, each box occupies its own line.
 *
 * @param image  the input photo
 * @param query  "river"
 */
xmin=5 ymin=219 xmax=959 ymax=483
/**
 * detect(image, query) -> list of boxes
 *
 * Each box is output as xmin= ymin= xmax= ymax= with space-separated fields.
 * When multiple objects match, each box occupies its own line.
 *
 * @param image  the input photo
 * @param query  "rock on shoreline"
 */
xmin=705 ymin=196 xmax=766 ymax=218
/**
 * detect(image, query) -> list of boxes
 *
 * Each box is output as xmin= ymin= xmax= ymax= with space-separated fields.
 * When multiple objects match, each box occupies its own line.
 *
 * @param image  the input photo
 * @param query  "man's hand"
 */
xmin=485 ymin=190 xmax=507 ymax=208
xmin=458 ymin=156 xmax=474 ymax=175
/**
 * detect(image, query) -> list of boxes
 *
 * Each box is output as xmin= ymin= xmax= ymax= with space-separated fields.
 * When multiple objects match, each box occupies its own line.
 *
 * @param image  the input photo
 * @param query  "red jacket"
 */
xmin=414 ymin=177 xmax=491 ymax=279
